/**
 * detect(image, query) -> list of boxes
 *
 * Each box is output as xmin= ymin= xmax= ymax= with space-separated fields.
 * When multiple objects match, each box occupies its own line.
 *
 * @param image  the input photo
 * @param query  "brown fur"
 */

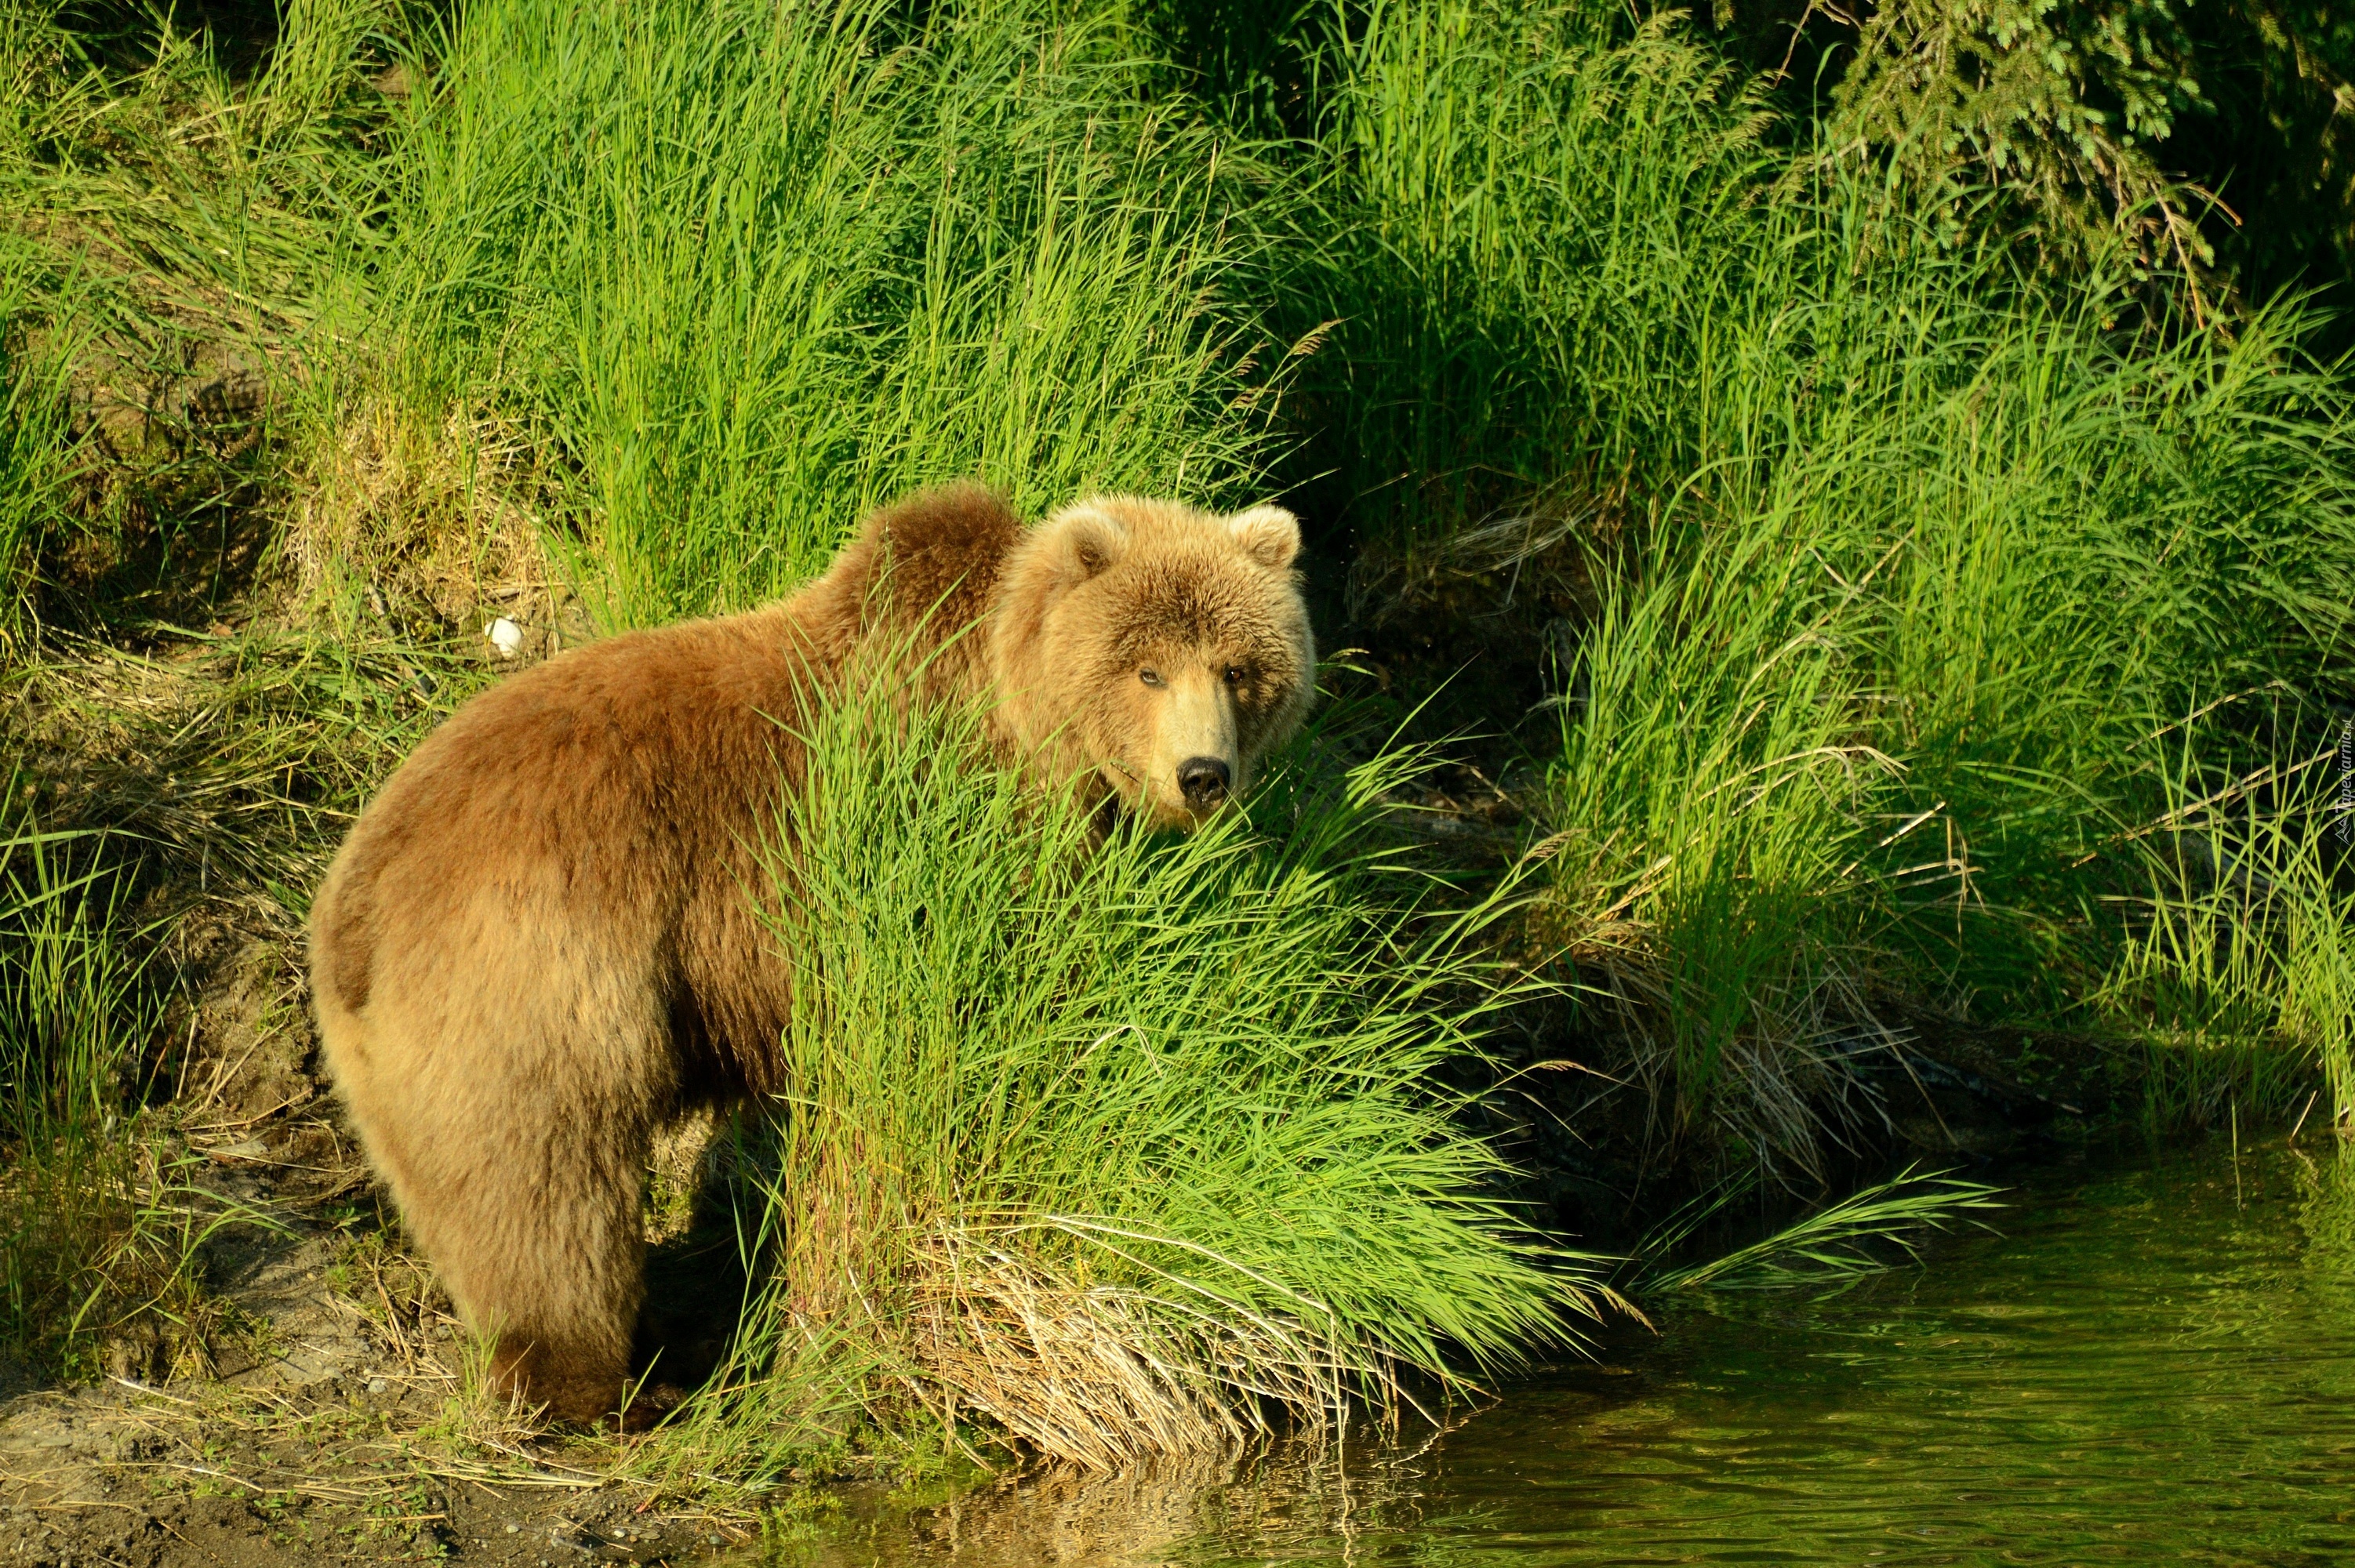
xmin=308 ymin=484 xmax=1314 ymax=1425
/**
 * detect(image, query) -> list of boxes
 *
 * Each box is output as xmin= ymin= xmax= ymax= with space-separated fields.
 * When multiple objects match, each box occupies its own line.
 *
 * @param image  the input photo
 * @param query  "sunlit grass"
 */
xmin=628 ymin=679 xmax=1615 ymax=1483
xmin=376 ymin=0 xmax=1284 ymax=628
xmin=1635 ymin=1166 xmax=2006 ymax=1294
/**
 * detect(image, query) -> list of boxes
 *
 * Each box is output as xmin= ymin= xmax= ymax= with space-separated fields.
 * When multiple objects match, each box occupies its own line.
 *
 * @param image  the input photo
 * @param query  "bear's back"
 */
xmin=311 ymin=484 xmax=1026 ymax=1032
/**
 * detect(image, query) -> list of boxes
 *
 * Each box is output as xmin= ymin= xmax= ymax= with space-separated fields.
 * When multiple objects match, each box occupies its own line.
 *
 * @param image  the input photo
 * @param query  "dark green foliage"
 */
xmin=1708 ymin=2 xmax=2355 ymax=320
xmin=1250 ymin=1 xmax=2355 ymax=1174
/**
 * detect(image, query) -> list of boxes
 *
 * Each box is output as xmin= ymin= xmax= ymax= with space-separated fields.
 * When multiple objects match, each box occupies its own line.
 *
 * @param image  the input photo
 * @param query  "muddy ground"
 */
xmin=0 ymin=1221 xmax=808 ymax=1568
xmin=2 ymin=1431 xmax=754 ymax=1567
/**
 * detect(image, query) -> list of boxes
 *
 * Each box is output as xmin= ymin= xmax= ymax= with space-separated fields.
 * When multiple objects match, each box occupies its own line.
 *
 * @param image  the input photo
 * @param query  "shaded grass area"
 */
xmin=0 ymin=824 xmax=202 ymax=1381
xmin=1263 ymin=0 xmax=2355 ymax=1187
xmin=0 ymin=0 xmax=2347 ymax=1533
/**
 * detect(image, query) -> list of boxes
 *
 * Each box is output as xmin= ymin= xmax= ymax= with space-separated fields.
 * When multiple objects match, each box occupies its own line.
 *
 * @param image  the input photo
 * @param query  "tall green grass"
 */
xmin=1285 ymin=2 xmax=1778 ymax=544
xmin=376 ymin=0 xmax=1281 ymax=628
xmin=1543 ymin=285 xmax=2355 ymax=1165
xmin=1539 ymin=524 xmax=1892 ymax=1172
xmin=0 ymin=247 xmax=80 ymax=648
xmin=0 ymin=0 xmax=426 ymax=1382
xmin=2098 ymin=739 xmax=2355 ymax=1131
xmin=637 ymin=681 xmax=1609 ymax=1481
xmin=0 ymin=0 xmax=409 ymax=641
xmin=0 ymin=0 xmax=387 ymax=341
xmin=0 ymin=822 xmax=220 ymax=1378
xmin=1274 ymin=0 xmax=2355 ymax=1170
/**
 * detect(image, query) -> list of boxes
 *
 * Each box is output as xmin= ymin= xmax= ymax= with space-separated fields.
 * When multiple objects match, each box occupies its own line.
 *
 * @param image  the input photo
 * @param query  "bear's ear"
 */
xmin=1227 ymin=504 xmax=1301 ymax=571
xmin=1050 ymin=504 xmax=1130 ymax=582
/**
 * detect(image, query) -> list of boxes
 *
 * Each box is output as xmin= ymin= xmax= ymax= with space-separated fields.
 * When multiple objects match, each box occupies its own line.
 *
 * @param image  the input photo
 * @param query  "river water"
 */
xmin=792 ymin=1139 xmax=2355 ymax=1567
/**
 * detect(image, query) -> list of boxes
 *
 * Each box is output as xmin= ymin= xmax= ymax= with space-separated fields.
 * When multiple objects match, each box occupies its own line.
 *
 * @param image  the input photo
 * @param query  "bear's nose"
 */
xmin=1178 ymin=757 xmax=1230 ymax=809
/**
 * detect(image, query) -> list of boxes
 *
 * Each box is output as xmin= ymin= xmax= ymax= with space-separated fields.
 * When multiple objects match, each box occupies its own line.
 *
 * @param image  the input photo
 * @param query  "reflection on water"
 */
xmin=788 ymin=1141 xmax=2355 ymax=1567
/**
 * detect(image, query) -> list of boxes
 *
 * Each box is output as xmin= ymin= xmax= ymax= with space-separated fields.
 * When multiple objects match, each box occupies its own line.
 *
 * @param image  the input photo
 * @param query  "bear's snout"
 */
xmin=1178 ymin=756 xmax=1230 ymax=810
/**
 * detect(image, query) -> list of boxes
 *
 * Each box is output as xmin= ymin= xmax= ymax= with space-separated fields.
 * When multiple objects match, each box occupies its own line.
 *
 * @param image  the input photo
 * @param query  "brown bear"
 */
xmin=307 ymin=484 xmax=1314 ymax=1425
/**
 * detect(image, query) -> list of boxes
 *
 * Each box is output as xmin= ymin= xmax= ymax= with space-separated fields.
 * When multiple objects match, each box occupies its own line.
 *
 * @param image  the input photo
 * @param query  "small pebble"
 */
xmin=507 ymin=1523 xmax=521 ymax=1533
xmin=488 ymin=617 xmax=525 ymax=658
xmin=365 ymin=1377 xmax=387 ymax=1394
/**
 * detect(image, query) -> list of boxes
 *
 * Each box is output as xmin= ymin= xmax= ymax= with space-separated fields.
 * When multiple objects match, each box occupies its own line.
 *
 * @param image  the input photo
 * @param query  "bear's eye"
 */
xmin=1139 ymin=668 xmax=1164 ymax=688
xmin=1223 ymin=666 xmax=1248 ymax=687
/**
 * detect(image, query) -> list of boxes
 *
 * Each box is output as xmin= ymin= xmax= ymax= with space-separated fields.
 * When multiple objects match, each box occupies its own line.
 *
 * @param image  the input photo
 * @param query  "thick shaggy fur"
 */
xmin=308 ymin=485 xmax=1314 ymax=1424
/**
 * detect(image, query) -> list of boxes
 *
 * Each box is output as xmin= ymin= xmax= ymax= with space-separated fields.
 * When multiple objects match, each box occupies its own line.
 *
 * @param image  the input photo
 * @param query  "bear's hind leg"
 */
xmin=456 ymin=1133 xmax=651 ymax=1427
xmin=362 ymin=1080 xmax=653 ymax=1428
xmin=488 ymin=1319 xmax=631 ymax=1429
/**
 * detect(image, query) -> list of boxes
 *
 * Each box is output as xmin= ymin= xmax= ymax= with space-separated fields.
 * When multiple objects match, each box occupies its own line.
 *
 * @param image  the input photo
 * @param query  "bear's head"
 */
xmin=989 ymin=495 xmax=1315 ymax=829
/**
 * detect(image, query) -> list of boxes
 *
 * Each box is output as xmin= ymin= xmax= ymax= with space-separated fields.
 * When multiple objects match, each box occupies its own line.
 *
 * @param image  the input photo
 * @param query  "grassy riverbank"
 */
xmin=2 ymin=0 xmax=2352 ymax=1546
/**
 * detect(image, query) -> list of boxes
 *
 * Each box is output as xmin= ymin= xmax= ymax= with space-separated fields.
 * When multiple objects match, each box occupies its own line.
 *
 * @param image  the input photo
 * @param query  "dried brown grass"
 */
xmin=901 ymin=1224 xmax=1386 ymax=1473
xmin=285 ymin=397 xmax=564 ymax=638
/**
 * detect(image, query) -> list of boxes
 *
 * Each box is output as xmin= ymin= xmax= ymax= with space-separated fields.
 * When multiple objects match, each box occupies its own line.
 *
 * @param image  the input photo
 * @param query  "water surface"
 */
xmin=798 ymin=1141 xmax=2355 ymax=1567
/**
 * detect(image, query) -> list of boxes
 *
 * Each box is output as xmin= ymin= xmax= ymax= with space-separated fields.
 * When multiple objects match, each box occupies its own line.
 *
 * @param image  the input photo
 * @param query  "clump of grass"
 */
xmin=0 ymin=0 xmax=393 ymax=341
xmin=1637 ymin=1164 xmax=2005 ymax=1294
xmin=0 ymin=820 xmax=245 ymax=1378
xmin=634 ymin=681 xmax=1613 ymax=1485
xmin=1539 ymin=522 xmax=1900 ymax=1180
xmin=2098 ymin=732 xmax=2355 ymax=1132
xmin=0 ymin=260 xmax=81 ymax=648
xmin=0 ymin=0 xmax=419 ymax=646
xmin=285 ymin=395 xmax=558 ymax=634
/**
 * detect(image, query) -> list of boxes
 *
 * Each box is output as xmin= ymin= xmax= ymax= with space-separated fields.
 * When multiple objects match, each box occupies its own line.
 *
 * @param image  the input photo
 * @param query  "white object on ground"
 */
xmin=486 ymin=617 xmax=525 ymax=658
